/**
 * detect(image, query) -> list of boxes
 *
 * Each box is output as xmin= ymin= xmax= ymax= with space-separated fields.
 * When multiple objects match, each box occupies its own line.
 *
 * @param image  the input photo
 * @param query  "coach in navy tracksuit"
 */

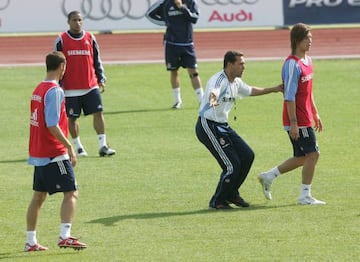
xmin=146 ymin=0 xmax=204 ymax=109
xmin=196 ymin=50 xmax=282 ymax=209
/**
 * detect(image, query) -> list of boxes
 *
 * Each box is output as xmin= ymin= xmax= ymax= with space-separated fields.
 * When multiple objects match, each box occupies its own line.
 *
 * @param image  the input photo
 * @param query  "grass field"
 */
xmin=0 ymin=59 xmax=359 ymax=261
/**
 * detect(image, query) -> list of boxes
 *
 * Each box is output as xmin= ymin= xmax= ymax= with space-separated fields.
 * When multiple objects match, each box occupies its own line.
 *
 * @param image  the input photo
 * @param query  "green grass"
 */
xmin=0 ymin=59 xmax=359 ymax=261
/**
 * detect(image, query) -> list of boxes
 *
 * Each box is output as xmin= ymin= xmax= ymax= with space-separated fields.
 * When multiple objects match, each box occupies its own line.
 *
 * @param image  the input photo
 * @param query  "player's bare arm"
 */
xmin=99 ymin=82 xmax=106 ymax=93
xmin=286 ymin=101 xmax=299 ymax=140
xmin=48 ymin=125 xmax=77 ymax=167
xmin=250 ymin=84 xmax=283 ymax=96
xmin=311 ymin=94 xmax=323 ymax=132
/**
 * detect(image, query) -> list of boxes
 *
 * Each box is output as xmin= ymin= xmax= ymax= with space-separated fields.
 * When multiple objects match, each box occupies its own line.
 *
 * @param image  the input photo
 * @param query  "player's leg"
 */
xmin=165 ymin=43 xmax=182 ymax=108
xmin=297 ymin=127 xmax=325 ymax=204
xmin=26 ymin=191 xmax=47 ymax=231
xmin=170 ymin=69 xmax=182 ymax=108
xmin=226 ymin=129 xmax=254 ymax=207
xmin=183 ymin=45 xmax=203 ymax=102
xmin=53 ymin=160 xmax=86 ymax=249
xmin=67 ymin=117 xmax=79 ymax=138
xmin=83 ymin=89 xmax=115 ymax=156
xmin=258 ymin=131 xmax=305 ymax=200
xmin=58 ymin=190 xmax=79 ymax=246
xmin=25 ymin=166 xmax=49 ymax=252
xmin=65 ymin=96 xmax=87 ymax=156
xmin=196 ymin=118 xmax=238 ymax=209
xmin=301 ymin=151 xmax=319 ymax=185
xmin=60 ymin=190 xmax=78 ymax=226
xmin=25 ymin=191 xmax=48 ymax=251
xmin=93 ymin=111 xmax=105 ymax=135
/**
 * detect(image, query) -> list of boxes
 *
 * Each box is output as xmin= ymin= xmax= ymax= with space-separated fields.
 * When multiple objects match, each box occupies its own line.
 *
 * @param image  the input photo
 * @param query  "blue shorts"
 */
xmin=165 ymin=43 xmax=198 ymax=71
xmin=33 ymin=160 xmax=78 ymax=195
xmin=288 ymin=127 xmax=319 ymax=157
xmin=66 ymin=88 xmax=103 ymax=118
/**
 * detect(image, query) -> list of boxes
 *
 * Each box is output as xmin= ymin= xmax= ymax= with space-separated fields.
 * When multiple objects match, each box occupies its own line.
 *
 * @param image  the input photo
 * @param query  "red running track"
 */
xmin=0 ymin=27 xmax=359 ymax=66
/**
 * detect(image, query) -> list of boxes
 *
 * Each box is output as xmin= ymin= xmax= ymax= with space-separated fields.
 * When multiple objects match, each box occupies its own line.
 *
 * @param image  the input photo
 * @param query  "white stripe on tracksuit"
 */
xmin=57 ymin=161 xmax=67 ymax=175
xmin=300 ymin=127 xmax=309 ymax=138
xmin=200 ymin=117 xmax=233 ymax=182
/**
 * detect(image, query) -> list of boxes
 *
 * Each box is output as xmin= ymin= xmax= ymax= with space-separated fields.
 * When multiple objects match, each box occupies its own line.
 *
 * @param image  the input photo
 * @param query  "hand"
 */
xmin=174 ymin=0 xmax=183 ymax=8
xmin=209 ymin=92 xmax=218 ymax=107
xmin=99 ymin=82 xmax=106 ymax=93
xmin=313 ymin=114 xmax=323 ymax=132
xmin=68 ymin=145 xmax=77 ymax=167
xmin=276 ymin=83 xmax=284 ymax=93
xmin=289 ymin=124 xmax=299 ymax=141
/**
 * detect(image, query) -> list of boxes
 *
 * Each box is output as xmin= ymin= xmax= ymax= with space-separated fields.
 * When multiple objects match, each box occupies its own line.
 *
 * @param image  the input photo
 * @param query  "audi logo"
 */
xmin=0 ymin=0 xmax=10 ymax=11
xmin=200 ymin=0 xmax=259 ymax=5
xmin=61 ymin=0 xmax=151 ymax=21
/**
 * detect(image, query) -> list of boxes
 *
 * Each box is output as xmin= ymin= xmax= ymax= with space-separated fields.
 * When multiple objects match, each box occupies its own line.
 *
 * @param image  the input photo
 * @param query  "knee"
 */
xmin=33 ymin=192 xmax=47 ymax=204
xmin=64 ymin=190 xmax=78 ymax=202
xmin=189 ymin=72 xmax=199 ymax=79
xmin=308 ymin=150 xmax=320 ymax=161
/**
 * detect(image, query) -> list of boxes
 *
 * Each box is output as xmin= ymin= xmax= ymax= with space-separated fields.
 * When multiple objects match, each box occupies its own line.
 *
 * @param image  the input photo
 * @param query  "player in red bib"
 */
xmin=55 ymin=11 xmax=115 ymax=157
xmin=258 ymin=23 xmax=326 ymax=205
xmin=25 ymin=51 xmax=86 ymax=252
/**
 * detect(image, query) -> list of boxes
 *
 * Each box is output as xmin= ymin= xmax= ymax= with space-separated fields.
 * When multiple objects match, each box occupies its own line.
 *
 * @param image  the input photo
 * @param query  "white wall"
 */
xmin=0 ymin=0 xmax=283 ymax=33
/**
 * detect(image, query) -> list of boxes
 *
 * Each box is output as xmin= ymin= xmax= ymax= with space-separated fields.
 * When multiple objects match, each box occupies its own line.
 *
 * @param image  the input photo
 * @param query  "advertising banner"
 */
xmin=283 ymin=0 xmax=360 ymax=25
xmin=0 ymin=0 xmax=283 ymax=33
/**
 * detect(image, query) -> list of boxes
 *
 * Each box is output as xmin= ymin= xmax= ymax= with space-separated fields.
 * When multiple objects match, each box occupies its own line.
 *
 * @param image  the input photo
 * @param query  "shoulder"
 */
xmin=283 ymin=57 xmax=301 ymax=72
xmin=210 ymin=71 xmax=227 ymax=86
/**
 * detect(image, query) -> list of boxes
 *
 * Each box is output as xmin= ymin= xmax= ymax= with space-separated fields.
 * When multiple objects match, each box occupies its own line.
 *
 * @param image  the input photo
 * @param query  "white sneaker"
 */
xmin=99 ymin=146 xmax=116 ymax=157
xmin=77 ymin=148 xmax=88 ymax=157
xmin=298 ymin=196 xmax=326 ymax=205
xmin=258 ymin=172 xmax=273 ymax=200
xmin=172 ymin=101 xmax=182 ymax=109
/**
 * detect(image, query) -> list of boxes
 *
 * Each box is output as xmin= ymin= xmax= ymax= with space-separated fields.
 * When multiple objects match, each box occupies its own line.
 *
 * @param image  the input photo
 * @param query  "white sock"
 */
xmin=59 ymin=223 xmax=72 ymax=240
xmin=195 ymin=87 xmax=204 ymax=102
xmin=26 ymin=231 xmax=37 ymax=245
xmin=265 ymin=167 xmax=281 ymax=181
xmin=173 ymin=87 xmax=182 ymax=103
xmin=300 ymin=184 xmax=311 ymax=198
xmin=98 ymin=134 xmax=107 ymax=149
xmin=73 ymin=137 xmax=84 ymax=150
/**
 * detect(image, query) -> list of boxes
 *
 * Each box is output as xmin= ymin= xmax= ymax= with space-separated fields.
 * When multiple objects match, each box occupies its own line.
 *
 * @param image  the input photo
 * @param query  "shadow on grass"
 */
xmin=0 ymin=250 xmax=82 ymax=260
xmin=0 ymin=159 xmax=27 ymax=164
xmin=104 ymin=106 xmax=197 ymax=115
xmin=87 ymin=204 xmax=296 ymax=226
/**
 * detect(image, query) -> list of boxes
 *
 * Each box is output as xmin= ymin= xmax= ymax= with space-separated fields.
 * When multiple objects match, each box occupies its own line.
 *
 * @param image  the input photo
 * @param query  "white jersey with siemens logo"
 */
xmin=199 ymin=71 xmax=252 ymax=123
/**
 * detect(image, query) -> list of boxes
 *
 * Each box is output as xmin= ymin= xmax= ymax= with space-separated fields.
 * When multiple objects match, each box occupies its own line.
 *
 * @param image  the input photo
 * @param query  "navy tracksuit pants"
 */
xmin=196 ymin=117 xmax=255 ymax=207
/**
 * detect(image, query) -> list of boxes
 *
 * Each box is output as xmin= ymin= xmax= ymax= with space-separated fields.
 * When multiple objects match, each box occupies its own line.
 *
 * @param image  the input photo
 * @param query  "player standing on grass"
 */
xmin=25 ymin=51 xmax=86 ymax=252
xmin=146 ymin=0 xmax=204 ymax=109
xmin=54 ymin=10 xmax=115 ymax=157
xmin=196 ymin=50 xmax=283 ymax=209
xmin=258 ymin=23 xmax=326 ymax=205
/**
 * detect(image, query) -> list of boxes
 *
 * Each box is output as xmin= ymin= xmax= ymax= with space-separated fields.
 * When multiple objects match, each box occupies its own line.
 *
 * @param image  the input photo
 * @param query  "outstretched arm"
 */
xmin=250 ymin=84 xmax=283 ymax=96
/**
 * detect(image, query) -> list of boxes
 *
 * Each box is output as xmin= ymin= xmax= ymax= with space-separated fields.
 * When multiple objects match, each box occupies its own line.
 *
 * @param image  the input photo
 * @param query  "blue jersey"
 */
xmin=146 ymin=0 xmax=199 ymax=45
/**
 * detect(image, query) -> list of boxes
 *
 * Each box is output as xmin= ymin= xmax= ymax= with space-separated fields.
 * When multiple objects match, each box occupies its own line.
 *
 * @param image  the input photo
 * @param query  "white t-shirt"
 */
xmin=199 ymin=71 xmax=252 ymax=123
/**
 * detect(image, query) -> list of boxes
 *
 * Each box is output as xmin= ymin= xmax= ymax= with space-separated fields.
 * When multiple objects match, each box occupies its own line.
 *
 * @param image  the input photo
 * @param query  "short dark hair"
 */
xmin=46 ymin=51 xmax=66 ymax=71
xmin=223 ymin=50 xmax=244 ymax=69
xmin=290 ymin=23 xmax=311 ymax=54
xmin=67 ymin=10 xmax=81 ymax=20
